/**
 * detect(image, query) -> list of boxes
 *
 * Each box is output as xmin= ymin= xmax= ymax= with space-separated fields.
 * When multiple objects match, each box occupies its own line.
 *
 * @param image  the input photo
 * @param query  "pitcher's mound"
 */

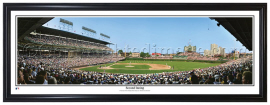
xmin=125 ymin=66 xmax=134 ymax=67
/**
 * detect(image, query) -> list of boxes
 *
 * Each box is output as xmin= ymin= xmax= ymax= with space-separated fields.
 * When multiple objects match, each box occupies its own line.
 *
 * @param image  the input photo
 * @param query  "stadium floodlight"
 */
xmin=152 ymin=43 xmax=157 ymax=54
xmin=82 ymin=26 xmax=96 ymax=33
xmin=124 ymin=44 xmax=129 ymax=50
xmin=198 ymin=47 xmax=202 ymax=55
xmin=127 ymin=48 xmax=131 ymax=52
xmin=141 ymin=47 xmax=147 ymax=53
xmin=239 ymin=48 xmax=243 ymax=58
xmin=161 ymin=48 xmax=165 ymax=55
xmin=167 ymin=48 xmax=170 ymax=55
xmin=82 ymin=26 xmax=96 ymax=37
xmin=145 ymin=43 xmax=150 ymax=54
xmin=133 ymin=48 xmax=137 ymax=53
xmin=59 ymin=18 xmax=73 ymax=32
xmin=153 ymin=43 xmax=156 ymax=47
xmin=177 ymin=48 xmax=181 ymax=51
xmin=100 ymin=33 xmax=110 ymax=39
xmin=60 ymin=18 xmax=73 ymax=26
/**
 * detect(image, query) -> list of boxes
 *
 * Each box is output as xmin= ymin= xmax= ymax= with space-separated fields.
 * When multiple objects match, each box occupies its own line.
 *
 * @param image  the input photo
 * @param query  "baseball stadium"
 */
xmin=17 ymin=17 xmax=253 ymax=85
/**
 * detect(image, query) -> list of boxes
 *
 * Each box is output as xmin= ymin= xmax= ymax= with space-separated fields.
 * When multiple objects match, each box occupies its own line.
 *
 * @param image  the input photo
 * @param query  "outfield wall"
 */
xmin=125 ymin=57 xmax=228 ymax=63
xmin=173 ymin=56 xmax=188 ymax=60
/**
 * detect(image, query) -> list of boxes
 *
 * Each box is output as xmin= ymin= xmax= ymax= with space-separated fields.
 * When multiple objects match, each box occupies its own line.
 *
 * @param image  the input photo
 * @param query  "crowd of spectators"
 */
xmin=178 ymin=52 xmax=201 ymax=56
xmin=187 ymin=56 xmax=219 ymax=61
xmin=17 ymin=53 xmax=252 ymax=85
xmin=144 ymin=55 xmax=219 ymax=61
xmin=25 ymin=34 xmax=112 ymax=51
xmin=19 ymin=54 xmax=125 ymax=69
xmin=144 ymin=56 xmax=173 ymax=59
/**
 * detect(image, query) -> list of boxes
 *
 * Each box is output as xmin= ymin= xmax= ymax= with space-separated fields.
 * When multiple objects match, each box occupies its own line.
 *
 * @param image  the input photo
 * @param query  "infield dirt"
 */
xmin=98 ymin=63 xmax=171 ymax=70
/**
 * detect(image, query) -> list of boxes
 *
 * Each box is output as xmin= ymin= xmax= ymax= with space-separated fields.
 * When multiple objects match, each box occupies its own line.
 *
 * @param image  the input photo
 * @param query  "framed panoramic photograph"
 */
xmin=3 ymin=3 xmax=267 ymax=102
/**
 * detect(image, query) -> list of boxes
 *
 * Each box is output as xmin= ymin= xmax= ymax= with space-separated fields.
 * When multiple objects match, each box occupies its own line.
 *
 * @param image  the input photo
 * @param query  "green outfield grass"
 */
xmin=110 ymin=64 xmax=151 ymax=70
xmin=79 ymin=60 xmax=222 ymax=74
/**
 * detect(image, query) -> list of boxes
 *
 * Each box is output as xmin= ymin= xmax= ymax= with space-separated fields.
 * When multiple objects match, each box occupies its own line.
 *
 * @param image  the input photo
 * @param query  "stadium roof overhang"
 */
xmin=211 ymin=18 xmax=252 ymax=51
xmin=18 ymin=17 xmax=54 ymax=41
xmin=35 ymin=26 xmax=111 ymax=45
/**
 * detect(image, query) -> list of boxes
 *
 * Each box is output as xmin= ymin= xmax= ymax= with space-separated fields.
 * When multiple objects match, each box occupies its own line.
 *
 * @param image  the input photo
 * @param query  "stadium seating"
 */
xmin=18 ymin=52 xmax=252 ymax=85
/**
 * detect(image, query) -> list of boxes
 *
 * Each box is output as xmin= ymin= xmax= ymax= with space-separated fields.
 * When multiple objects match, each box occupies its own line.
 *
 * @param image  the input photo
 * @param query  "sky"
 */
xmin=43 ymin=17 xmax=251 ymax=54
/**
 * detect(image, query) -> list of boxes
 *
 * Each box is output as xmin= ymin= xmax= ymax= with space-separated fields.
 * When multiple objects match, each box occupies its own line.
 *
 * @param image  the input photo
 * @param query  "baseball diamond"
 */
xmin=78 ymin=60 xmax=221 ymax=74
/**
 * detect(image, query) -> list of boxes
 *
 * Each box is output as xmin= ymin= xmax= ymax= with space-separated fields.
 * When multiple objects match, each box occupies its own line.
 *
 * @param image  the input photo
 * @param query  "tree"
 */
xmin=129 ymin=51 xmax=132 ymax=57
xmin=177 ymin=52 xmax=183 ymax=55
xmin=219 ymin=56 xmax=224 ymax=60
xmin=118 ymin=50 xmax=123 ymax=54
xmin=140 ymin=52 xmax=145 ymax=57
xmin=140 ymin=52 xmax=151 ymax=57
xmin=146 ymin=53 xmax=151 ymax=57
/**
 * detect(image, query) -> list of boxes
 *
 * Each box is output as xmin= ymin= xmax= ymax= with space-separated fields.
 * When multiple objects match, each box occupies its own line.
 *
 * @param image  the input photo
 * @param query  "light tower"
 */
xmin=177 ymin=48 xmax=181 ymax=53
xmin=124 ymin=45 xmax=129 ymax=57
xmin=167 ymin=48 xmax=170 ymax=55
xmin=59 ymin=18 xmax=73 ymax=32
xmin=240 ymin=48 xmax=243 ymax=58
xmin=100 ymin=33 xmax=110 ymax=41
xmin=82 ymin=26 xmax=96 ymax=37
xmin=153 ymin=43 xmax=157 ymax=56
xmin=133 ymin=47 xmax=137 ymax=53
xmin=161 ymin=48 xmax=165 ymax=56
xmin=198 ymin=47 xmax=202 ymax=56
xmin=142 ymin=48 xmax=147 ymax=53
xmin=145 ymin=43 xmax=150 ymax=54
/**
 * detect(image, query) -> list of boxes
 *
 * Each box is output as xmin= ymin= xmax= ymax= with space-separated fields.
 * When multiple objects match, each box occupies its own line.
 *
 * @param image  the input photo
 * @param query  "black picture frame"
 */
xmin=3 ymin=3 xmax=267 ymax=102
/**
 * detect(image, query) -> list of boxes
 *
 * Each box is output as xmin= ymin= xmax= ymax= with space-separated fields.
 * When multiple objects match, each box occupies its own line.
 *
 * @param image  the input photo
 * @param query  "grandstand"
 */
xmin=18 ymin=18 xmax=124 ymax=70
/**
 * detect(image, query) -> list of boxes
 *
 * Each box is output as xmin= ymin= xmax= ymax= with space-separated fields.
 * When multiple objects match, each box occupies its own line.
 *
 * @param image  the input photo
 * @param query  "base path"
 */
xmin=125 ymin=66 xmax=135 ymax=67
xmin=97 ymin=63 xmax=115 ymax=69
xmin=148 ymin=64 xmax=171 ymax=70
